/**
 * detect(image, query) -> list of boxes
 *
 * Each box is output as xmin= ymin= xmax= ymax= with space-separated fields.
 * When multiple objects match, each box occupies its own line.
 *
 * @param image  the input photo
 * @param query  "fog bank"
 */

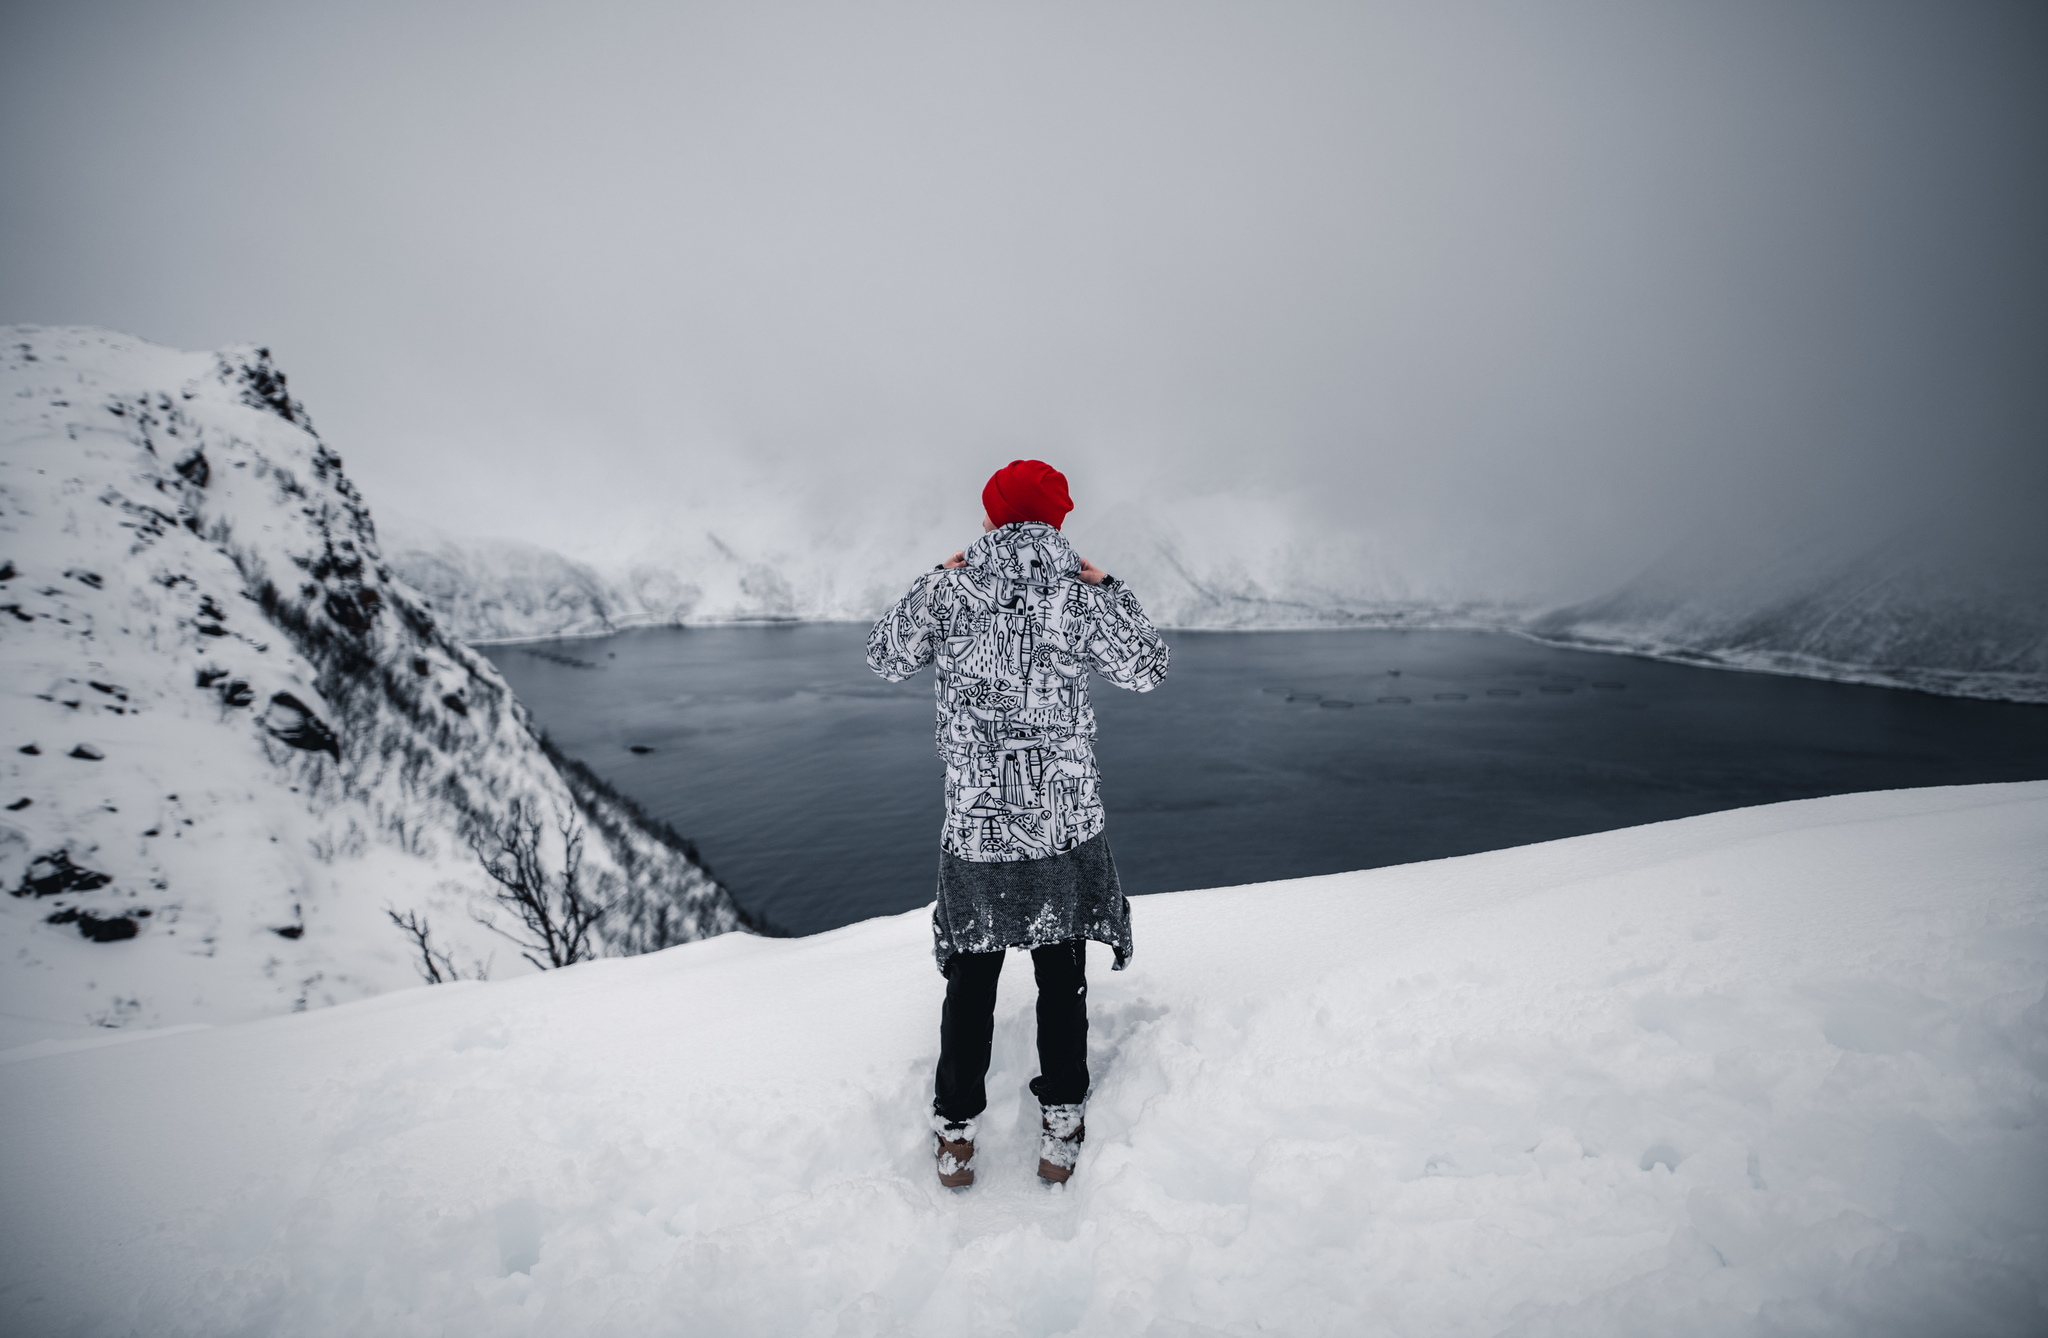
xmin=4 ymin=1 xmax=2044 ymax=603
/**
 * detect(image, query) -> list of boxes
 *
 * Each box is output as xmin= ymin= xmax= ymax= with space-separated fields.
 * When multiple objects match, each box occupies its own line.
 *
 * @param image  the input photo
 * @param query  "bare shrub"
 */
xmin=467 ymin=799 xmax=613 ymax=970
xmin=385 ymin=906 xmax=464 ymax=984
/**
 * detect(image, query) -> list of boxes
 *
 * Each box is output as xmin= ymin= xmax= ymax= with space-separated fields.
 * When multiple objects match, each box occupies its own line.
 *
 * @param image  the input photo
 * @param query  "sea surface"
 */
xmin=484 ymin=626 xmax=2048 ymax=937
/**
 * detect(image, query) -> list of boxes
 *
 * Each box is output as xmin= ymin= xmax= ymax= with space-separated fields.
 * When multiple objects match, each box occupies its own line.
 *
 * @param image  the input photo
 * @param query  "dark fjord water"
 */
xmin=484 ymin=626 xmax=2048 ymax=936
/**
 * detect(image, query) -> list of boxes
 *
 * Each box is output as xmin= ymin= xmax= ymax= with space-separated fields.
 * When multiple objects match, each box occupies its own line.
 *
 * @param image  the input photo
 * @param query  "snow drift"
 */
xmin=2 ymin=782 xmax=2042 ymax=1336
xmin=0 ymin=327 xmax=748 ymax=1048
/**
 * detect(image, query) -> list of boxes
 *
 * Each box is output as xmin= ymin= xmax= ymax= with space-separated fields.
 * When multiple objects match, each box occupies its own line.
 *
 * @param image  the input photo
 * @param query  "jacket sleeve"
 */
xmin=1084 ymin=576 xmax=1170 ymax=692
xmin=866 ymin=569 xmax=944 ymax=682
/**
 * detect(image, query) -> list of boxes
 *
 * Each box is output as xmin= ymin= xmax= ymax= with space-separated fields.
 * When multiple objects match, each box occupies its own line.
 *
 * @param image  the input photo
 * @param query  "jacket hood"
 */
xmin=962 ymin=521 xmax=1081 ymax=587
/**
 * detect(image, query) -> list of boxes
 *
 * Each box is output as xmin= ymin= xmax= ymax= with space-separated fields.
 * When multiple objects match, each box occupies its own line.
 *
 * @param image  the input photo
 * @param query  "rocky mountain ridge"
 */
xmin=1 ymin=327 xmax=750 ymax=1046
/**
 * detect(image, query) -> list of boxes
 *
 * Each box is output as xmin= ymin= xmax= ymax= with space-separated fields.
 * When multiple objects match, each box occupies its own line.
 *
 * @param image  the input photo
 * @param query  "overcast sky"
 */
xmin=4 ymin=0 xmax=2043 ymax=600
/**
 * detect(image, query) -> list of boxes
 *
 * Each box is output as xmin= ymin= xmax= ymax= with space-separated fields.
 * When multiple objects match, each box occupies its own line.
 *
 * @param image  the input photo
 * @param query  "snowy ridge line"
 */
xmin=1 ymin=326 xmax=751 ymax=1046
xmin=1 ymin=782 xmax=2043 ymax=1334
xmin=1525 ymin=518 xmax=2048 ymax=706
xmin=1518 ymin=629 xmax=2048 ymax=705
xmin=392 ymin=519 xmax=2048 ymax=704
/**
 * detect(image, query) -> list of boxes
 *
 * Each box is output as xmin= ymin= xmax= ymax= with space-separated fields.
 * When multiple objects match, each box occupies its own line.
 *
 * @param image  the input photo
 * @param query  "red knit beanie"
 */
xmin=982 ymin=460 xmax=1074 ymax=530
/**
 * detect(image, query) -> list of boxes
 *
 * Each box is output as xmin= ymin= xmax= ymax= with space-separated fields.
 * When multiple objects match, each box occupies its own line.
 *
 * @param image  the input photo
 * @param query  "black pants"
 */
xmin=933 ymin=940 xmax=1089 ymax=1122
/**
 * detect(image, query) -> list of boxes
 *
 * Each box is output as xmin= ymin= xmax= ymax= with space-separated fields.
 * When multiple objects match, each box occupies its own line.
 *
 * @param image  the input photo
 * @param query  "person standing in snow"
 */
xmin=867 ymin=460 xmax=1170 ymax=1189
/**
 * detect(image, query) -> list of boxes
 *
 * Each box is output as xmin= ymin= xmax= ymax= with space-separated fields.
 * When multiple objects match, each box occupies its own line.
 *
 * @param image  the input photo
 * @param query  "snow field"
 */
xmin=3 ymin=783 xmax=2044 ymax=1336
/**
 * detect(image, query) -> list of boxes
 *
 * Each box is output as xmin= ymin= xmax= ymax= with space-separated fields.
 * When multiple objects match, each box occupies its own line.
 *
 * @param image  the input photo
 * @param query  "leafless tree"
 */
xmin=467 ymin=799 xmax=612 ymax=970
xmin=386 ymin=906 xmax=462 ymax=984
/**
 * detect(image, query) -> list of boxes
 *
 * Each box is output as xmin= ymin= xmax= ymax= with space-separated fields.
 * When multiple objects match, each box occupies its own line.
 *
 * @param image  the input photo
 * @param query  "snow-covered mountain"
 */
xmin=1527 ymin=517 xmax=2048 ymax=704
xmin=379 ymin=528 xmax=633 ymax=641
xmin=1 ymin=327 xmax=750 ymax=1046
xmin=385 ymin=499 xmax=1517 ymax=643
xmin=387 ymin=500 xmax=2048 ymax=707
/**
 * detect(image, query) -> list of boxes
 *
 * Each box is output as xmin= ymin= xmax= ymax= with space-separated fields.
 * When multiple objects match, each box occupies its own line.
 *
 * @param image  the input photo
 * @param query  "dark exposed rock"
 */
xmin=45 ymin=908 xmax=140 ymax=942
xmin=17 ymin=851 xmax=114 ymax=898
xmin=224 ymin=347 xmax=303 ymax=424
xmin=198 ymin=668 xmax=255 ymax=707
xmin=0 ymin=560 xmax=14 ymax=581
xmin=272 ymin=924 xmax=304 ymax=940
xmin=440 ymin=693 xmax=468 ymax=716
xmin=69 ymin=744 xmax=104 ymax=760
xmin=80 ymin=913 xmax=140 ymax=942
xmin=66 ymin=569 xmax=103 ymax=589
xmin=262 ymin=692 xmax=340 ymax=757
xmin=18 ymin=744 xmax=39 ymax=755
xmin=174 ymin=449 xmax=210 ymax=487
xmin=324 ymin=587 xmax=380 ymax=632
xmin=6 ymin=798 xmax=28 ymax=810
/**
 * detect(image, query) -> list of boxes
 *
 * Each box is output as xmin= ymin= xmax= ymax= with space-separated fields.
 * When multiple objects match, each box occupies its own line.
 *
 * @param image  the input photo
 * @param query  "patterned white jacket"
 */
xmin=867 ymin=522 xmax=1170 ymax=862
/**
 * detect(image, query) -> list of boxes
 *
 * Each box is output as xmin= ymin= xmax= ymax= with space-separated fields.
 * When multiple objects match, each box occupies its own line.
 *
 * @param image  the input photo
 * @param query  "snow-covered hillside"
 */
xmin=2 ymin=783 xmax=2042 ymax=1336
xmin=1 ymin=327 xmax=748 ymax=1047
xmin=1527 ymin=521 xmax=2048 ymax=704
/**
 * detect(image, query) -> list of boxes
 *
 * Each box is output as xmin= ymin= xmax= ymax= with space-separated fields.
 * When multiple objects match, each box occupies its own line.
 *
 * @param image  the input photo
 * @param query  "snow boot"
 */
xmin=933 ymin=1115 xmax=977 ymax=1189
xmin=1037 ymin=1103 xmax=1085 ymax=1184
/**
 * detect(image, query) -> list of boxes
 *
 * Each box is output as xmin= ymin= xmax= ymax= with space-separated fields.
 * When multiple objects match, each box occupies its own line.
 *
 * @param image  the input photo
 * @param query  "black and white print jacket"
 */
xmin=867 ymin=522 xmax=1170 ymax=862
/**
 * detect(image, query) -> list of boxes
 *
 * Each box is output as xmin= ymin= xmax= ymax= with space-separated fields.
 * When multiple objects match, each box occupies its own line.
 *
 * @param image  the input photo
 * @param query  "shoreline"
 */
xmin=469 ymin=617 xmax=2048 ymax=706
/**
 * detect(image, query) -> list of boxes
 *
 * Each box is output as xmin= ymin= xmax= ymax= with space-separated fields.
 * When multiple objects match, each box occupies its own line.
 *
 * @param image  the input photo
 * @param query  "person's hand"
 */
xmin=942 ymin=550 xmax=966 ymax=569
xmin=1076 ymin=558 xmax=1107 ymax=585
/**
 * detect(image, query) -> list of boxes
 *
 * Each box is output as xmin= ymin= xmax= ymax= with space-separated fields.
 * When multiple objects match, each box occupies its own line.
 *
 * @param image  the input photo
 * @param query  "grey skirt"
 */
xmin=932 ymin=832 xmax=1133 ymax=976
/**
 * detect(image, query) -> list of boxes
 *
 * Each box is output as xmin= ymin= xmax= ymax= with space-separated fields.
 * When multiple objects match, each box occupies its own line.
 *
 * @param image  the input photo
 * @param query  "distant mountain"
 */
xmin=391 ymin=504 xmax=2048 ymax=707
xmin=1 ymin=327 xmax=750 ymax=1046
xmin=387 ymin=508 xmax=1516 ymax=643
xmin=381 ymin=529 xmax=633 ymax=641
xmin=1527 ymin=520 xmax=2048 ymax=704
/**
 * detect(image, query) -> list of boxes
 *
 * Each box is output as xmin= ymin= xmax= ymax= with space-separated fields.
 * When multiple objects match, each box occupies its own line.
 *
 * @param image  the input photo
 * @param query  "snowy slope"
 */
xmin=2 ymin=783 xmax=2042 ymax=1337
xmin=1527 ymin=521 xmax=2048 ymax=704
xmin=0 ymin=327 xmax=747 ymax=1047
